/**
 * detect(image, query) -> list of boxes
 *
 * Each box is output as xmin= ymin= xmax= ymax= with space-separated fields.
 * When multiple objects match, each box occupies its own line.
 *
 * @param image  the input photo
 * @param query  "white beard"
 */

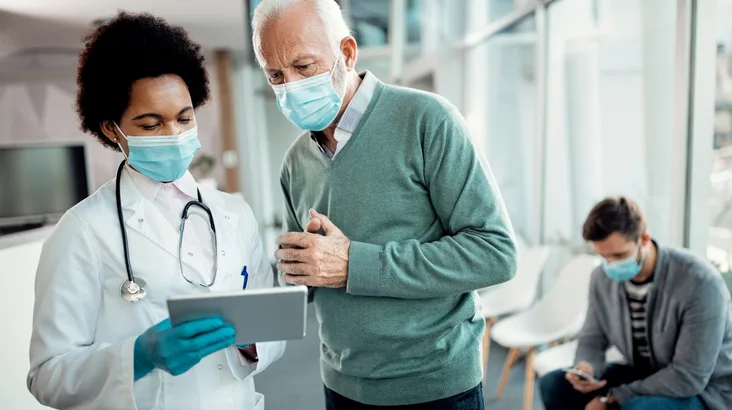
xmin=331 ymin=54 xmax=349 ymax=99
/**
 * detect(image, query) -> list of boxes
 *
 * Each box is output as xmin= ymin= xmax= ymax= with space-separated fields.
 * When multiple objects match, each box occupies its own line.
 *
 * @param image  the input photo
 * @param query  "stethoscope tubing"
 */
xmin=115 ymin=160 xmax=218 ymax=300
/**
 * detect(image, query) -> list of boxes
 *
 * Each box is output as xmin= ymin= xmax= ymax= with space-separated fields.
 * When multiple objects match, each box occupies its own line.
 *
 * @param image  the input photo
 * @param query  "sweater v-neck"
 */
xmin=307 ymin=81 xmax=384 ymax=170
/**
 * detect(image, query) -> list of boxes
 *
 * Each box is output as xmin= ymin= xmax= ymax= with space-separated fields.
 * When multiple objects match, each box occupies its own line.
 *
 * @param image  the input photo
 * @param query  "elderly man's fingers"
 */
xmin=282 ymin=273 xmax=314 ymax=286
xmin=274 ymin=247 xmax=310 ymax=263
xmin=276 ymin=232 xmax=316 ymax=248
xmin=305 ymin=218 xmax=322 ymax=234
xmin=276 ymin=261 xmax=314 ymax=276
xmin=308 ymin=209 xmax=343 ymax=236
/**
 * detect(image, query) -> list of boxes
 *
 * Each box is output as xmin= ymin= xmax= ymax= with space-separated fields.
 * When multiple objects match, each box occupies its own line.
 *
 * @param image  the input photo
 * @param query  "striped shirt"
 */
xmin=624 ymin=276 xmax=654 ymax=371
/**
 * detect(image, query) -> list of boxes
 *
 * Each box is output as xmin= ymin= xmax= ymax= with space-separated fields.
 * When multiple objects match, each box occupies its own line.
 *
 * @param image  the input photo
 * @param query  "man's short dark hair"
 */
xmin=582 ymin=196 xmax=647 ymax=242
xmin=76 ymin=11 xmax=210 ymax=150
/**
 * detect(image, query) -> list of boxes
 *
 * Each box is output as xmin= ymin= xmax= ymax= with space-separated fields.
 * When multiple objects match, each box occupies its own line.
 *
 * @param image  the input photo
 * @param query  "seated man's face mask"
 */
xmin=601 ymin=245 xmax=645 ymax=282
xmin=271 ymin=54 xmax=345 ymax=131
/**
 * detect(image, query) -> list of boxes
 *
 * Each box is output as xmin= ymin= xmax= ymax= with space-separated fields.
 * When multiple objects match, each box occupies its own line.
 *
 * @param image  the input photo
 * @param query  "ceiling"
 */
xmin=0 ymin=0 xmax=248 ymax=55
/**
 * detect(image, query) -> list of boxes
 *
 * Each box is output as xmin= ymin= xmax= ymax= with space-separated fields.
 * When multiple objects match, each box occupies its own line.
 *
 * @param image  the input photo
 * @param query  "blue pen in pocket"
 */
xmin=241 ymin=266 xmax=249 ymax=290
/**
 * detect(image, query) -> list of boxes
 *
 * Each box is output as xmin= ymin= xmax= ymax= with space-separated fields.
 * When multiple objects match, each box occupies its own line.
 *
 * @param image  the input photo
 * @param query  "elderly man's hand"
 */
xmin=275 ymin=209 xmax=350 ymax=288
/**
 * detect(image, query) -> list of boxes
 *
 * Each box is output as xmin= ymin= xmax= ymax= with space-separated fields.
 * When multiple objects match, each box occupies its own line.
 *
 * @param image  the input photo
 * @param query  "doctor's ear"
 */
xmin=100 ymin=121 xmax=121 ymax=143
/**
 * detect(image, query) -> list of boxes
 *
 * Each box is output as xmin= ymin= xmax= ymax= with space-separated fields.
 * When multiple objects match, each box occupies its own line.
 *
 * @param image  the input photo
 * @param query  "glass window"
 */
xmin=347 ymin=0 xmax=390 ymax=47
xmin=345 ymin=0 xmax=423 ymax=49
xmin=406 ymin=0 xmax=423 ymax=45
xmin=463 ymin=16 xmax=537 ymax=244
xmin=544 ymin=0 xmax=678 ymax=250
xmin=709 ymin=0 xmax=732 ymax=290
xmin=486 ymin=0 xmax=534 ymax=23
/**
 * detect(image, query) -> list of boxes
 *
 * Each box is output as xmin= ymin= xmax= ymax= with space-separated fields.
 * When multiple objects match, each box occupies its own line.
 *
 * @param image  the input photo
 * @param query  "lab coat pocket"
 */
xmin=254 ymin=392 xmax=265 ymax=410
xmin=133 ymin=370 xmax=163 ymax=409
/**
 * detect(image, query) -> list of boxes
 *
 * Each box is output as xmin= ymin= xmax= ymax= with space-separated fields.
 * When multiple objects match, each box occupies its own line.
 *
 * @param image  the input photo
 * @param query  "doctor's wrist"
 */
xmin=238 ymin=344 xmax=258 ymax=362
xmin=133 ymin=337 xmax=155 ymax=381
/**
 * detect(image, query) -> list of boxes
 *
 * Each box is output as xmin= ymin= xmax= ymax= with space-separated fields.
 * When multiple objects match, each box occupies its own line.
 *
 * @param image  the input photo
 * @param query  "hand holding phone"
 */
xmin=564 ymin=362 xmax=607 ymax=393
xmin=562 ymin=367 xmax=601 ymax=384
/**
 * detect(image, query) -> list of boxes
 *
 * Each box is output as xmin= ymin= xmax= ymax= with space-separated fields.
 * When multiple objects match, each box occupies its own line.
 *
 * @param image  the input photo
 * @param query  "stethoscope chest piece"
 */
xmin=120 ymin=278 xmax=148 ymax=302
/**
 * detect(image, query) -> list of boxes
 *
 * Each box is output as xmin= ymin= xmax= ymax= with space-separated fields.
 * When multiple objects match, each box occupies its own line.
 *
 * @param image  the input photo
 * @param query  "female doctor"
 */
xmin=27 ymin=11 xmax=284 ymax=410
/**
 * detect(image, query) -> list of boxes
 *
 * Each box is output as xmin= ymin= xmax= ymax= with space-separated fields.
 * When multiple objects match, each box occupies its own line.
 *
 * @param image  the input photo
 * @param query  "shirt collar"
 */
xmin=310 ymin=70 xmax=379 ymax=144
xmin=336 ymin=70 xmax=379 ymax=135
xmin=125 ymin=164 xmax=198 ymax=201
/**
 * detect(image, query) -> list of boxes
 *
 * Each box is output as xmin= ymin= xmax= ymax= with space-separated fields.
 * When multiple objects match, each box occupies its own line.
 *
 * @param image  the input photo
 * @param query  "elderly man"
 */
xmin=252 ymin=0 xmax=517 ymax=408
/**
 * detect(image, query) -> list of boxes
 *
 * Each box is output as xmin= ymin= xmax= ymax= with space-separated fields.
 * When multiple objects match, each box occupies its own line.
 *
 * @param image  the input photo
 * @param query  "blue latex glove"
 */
xmin=133 ymin=317 xmax=235 ymax=380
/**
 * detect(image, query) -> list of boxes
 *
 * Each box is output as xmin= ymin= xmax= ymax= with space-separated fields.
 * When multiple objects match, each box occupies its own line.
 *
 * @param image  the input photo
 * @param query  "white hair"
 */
xmin=252 ymin=0 xmax=352 ymax=68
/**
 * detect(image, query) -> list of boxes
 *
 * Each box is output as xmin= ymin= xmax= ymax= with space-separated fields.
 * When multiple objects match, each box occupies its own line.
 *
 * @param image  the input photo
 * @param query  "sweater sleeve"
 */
xmin=346 ymin=106 xmax=518 ymax=299
xmin=611 ymin=275 xmax=730 ymax=404
xmin=574 ymin=271 xmax=610 ymax=377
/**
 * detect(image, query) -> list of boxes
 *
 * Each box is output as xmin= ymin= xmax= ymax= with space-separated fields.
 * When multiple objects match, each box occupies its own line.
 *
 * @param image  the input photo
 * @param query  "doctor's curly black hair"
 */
xmin=76 ymin=11 xmax=210 ymax=150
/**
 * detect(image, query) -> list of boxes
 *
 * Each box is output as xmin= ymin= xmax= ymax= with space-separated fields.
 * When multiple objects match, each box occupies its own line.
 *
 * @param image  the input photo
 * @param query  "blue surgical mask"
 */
xmin=272 ymin=55 xmax=344 ymax=131
xmin=602 ymin=245 xmax=645 ymax=282
xmin=115 ymin=123 xmax=201 ymax=182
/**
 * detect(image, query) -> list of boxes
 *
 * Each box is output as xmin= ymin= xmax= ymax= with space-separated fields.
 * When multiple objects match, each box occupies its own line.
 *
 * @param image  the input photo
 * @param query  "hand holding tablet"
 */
xmin=167 ymin=286 xmax=308 ymax=346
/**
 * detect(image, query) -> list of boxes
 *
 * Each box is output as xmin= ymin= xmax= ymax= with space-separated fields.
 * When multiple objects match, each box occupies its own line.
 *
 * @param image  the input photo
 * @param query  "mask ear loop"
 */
xmin=636 ymin=242 xmax=646 ymax=267
xmin=113 ymin=122 xmax=129 ymax=160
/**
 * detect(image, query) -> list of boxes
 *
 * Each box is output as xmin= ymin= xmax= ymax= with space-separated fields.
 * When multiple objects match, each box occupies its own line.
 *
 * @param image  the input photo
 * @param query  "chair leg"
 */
xmin=482 ymin=317 xmax=496 ymax=379
xmin=496 ymin=347 xmax=519 ymax=398
xmin=523 ymin=347 xmax=537 ymax=410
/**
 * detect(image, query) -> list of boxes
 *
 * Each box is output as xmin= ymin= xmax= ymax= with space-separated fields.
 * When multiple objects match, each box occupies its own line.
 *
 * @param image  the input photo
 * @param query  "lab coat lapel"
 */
xmin=118 ymin=172 xmax=241 ymax=289
xmin=198 ymin=189 xmax=241 ymax=288
xmin=175 ymin=191 xmax=240 ymax=289
xmin=118 ymin=170 xmax=186 ymax=262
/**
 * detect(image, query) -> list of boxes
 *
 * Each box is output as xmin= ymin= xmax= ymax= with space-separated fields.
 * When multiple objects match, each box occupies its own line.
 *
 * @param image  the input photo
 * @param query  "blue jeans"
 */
xmin=539 ymin=365 xmax=707 ymax=410
xmin=324 ymin=383 xmax=484 ymax=410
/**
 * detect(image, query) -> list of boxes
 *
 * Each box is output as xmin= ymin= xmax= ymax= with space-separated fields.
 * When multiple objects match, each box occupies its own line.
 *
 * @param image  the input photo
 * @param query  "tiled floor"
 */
xmin=256 ymin=306 xmax=544 ymax=410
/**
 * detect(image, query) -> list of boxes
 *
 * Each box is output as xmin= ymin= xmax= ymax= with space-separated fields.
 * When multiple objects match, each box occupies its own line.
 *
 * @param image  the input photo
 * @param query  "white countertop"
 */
xmin=0 ymin=225 xmax=55 ymax=250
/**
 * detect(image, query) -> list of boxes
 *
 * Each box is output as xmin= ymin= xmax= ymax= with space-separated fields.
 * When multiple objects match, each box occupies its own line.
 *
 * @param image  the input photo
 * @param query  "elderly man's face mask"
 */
xmin=271 ymin=54 xmax=344 ymax=131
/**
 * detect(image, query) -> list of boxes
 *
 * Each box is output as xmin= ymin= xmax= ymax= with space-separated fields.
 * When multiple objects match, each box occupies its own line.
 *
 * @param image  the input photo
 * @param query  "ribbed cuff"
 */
xmin=346 ymin=241 xmax=383 ymax=297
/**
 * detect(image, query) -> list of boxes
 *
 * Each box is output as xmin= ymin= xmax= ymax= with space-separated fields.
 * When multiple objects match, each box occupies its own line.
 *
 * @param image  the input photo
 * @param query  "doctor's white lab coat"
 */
xmin=27 ymin=170 xmax=285 ymax=410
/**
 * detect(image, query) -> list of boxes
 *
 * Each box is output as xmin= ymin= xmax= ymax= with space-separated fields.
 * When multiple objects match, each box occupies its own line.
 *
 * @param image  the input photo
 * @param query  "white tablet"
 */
xmin=167 ymin=286 xmax=308 ymax=345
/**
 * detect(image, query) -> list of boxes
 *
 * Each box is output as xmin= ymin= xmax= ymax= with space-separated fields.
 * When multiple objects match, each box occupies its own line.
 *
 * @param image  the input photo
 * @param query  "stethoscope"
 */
xmin=115 ymin=161 xmax=219 ymax=302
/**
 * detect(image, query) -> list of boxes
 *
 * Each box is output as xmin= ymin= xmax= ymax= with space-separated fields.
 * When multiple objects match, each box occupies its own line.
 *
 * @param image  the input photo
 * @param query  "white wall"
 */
xmin=0 ymin=230 xmax=53 ymax=409
xmin=0 ymin=51 xmax=227 ymax=191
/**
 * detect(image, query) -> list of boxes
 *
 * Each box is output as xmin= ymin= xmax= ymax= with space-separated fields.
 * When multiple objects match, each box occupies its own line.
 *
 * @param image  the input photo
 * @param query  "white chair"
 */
xmin=479 ymin=246 xmax=551 ymax=376
xmin=533 ymin=340 xmax=627 ymax=378
xmin=490 ymin=254 xmax=601 ymax=410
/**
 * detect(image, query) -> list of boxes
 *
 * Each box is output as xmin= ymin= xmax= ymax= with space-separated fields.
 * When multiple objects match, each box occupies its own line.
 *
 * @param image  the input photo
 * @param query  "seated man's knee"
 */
xmin=621 ymin=397 xmax=655 ymax=410
xmin=539 ymin=369 xmax=569 ymax=402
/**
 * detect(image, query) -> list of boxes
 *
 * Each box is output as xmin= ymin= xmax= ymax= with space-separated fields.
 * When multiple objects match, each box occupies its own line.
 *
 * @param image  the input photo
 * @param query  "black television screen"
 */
xmin=0 ymin=142 xmax=90 ymax=227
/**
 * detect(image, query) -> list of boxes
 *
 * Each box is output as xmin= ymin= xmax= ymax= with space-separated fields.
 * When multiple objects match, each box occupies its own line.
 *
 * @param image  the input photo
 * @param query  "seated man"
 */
xmin=539 ymin=196 xmax=732 ymax=410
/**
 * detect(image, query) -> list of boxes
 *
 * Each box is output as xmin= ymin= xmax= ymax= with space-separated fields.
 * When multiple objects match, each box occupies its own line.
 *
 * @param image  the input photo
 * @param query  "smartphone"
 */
xmin=562 ymin=367 xmax=601 ymax=384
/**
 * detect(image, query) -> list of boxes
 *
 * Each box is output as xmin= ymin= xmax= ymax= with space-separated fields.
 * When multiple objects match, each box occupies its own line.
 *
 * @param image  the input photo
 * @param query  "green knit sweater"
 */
xmin=279 ymin=80 xmax=517 ymax=405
